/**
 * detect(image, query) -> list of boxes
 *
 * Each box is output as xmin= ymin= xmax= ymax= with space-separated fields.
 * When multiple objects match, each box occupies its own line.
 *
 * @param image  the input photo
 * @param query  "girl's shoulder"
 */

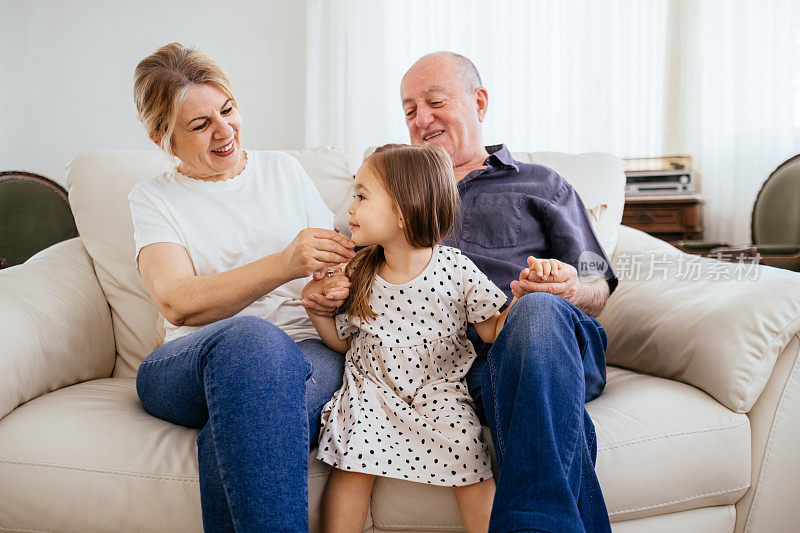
xmin=435 ymin=245 xmax=464 ymax=264
xmin=436 ymin=245 xmax=479 ymax=272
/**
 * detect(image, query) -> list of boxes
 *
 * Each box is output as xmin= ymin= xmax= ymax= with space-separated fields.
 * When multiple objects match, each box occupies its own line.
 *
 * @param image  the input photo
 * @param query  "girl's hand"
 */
xmin=510 ymin=256 xmax=580 ymax=301
xmin=281 ymin=228 xmax=355 ymax=279
xmin=302 ymin=266 xmax=351 ymax=317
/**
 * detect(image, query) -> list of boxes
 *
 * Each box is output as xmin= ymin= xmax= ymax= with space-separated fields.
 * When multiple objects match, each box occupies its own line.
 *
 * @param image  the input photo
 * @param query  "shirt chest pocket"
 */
xmin=461 ymin=192 xmax=527 ymax=249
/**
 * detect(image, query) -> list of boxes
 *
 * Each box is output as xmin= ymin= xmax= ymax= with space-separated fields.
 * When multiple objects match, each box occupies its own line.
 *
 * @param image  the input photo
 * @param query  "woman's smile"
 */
xmin=211 ymin=139 xmax=235 ymax=156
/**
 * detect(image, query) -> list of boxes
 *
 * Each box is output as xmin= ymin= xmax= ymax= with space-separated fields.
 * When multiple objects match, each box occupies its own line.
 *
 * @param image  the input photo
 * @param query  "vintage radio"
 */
xmin=624 ymin=169 xmax=695 ymax=196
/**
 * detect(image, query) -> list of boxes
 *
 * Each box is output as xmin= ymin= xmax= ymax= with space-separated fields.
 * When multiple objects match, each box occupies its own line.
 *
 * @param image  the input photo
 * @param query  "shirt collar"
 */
xmin=484 ymin=144 xmax=520 ymax=172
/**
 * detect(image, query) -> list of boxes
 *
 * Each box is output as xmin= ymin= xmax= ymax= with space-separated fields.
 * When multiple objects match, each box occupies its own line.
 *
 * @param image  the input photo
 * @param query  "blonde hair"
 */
xmin=133 ymin=43 xmax=235 ymax=155
xmin=342 ymin=144 xmax=459 ymax=321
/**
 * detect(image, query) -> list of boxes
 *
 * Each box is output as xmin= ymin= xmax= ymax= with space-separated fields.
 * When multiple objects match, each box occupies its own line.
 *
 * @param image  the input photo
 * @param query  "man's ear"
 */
xmin=475 ymin=87 xmax=488 ymax=123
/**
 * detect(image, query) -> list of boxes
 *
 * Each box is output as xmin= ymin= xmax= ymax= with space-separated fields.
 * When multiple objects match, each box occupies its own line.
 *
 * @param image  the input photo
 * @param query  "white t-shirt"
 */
xmin=128 ymin=150 xmax=334 ymax=343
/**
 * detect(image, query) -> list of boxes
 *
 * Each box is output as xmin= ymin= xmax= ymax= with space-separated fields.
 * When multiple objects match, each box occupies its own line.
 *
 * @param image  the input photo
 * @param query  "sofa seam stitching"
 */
xmin=373 ymin=485 xmax=748 ymax=528
xmin=609 ymin=483 xmax=749 ymax=516
xmin=368 ymin=524 xmax=466 ymax=530
xmin=0 ymin=457 xmax=332 ymax=482
xmin=597 ymin=419 xmax=748 ymax=451
xmin=0 ymin=458 xmax=199 ymax=482
xmin=743 ymin=333 xmax=800 ymax=533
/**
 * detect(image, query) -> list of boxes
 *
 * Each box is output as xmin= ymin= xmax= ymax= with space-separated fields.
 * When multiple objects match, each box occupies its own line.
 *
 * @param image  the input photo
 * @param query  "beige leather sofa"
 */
xmin=2 ymin=147 xmax=799 ymax=532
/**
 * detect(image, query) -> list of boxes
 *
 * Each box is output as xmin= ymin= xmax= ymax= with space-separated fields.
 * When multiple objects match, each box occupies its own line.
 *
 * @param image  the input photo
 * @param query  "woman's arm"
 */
xmin=139 ymin=228 xmax=354 ymax=327
xmin=473 ymin=296 xmax=519 ymax=343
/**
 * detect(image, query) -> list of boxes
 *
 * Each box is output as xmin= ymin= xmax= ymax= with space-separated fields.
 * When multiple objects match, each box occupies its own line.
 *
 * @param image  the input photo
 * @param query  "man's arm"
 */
xmin=568 ymin=276 xmax=610 ymax=317
xmin=510 ymin=256 xmax=611 ymax=317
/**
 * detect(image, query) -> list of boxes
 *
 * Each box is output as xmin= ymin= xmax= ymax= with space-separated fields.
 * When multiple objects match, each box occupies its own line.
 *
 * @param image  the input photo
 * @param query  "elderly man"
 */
xmin=400 ymin=52 xmax=618 ymax=532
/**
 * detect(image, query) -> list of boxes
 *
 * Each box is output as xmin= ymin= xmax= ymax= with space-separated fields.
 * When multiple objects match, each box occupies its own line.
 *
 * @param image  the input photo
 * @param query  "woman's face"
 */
xmin=170 ymin=83 xmax=244 ymax=181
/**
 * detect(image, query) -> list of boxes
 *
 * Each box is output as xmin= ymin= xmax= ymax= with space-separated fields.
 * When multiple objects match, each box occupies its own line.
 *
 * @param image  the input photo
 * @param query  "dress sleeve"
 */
xmin=128 ymin=184 xmax=185 ymax=262
xmin=334 ymin=312 xmax=358 ymax=340
xmin=459 ymin=252 xmax=509 ymax=324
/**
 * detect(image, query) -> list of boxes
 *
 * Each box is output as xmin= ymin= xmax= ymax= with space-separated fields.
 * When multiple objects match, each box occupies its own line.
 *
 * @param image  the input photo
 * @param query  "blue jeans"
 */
xmin=466 ymin=293 xmax=611 ymax=533
xmin=136 ymin=316 xmax=344 ymax=532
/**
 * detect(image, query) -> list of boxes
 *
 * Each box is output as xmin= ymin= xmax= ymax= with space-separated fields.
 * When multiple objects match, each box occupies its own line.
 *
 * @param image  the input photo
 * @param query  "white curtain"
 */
xmin=305 ymin=0 xmax=800 ymax=244
xmin=676 ymin=1 xmax=800 ymax=243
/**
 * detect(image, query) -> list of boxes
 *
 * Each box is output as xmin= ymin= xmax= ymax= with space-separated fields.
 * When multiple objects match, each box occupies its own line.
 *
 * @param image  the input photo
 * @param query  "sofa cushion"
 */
xmin=65 ymin=148 xmax=353 ymax=378
xmin=0 ymin=378 xmax=364 ymax=533
xmin=0 ymin=368 xmax=748 ymax=531
xmin=590 ymin=368 xmax=749 ymax=521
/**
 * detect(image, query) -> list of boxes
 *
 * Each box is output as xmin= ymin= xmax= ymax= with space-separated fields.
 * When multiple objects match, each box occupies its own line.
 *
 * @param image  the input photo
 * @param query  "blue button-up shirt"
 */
xmin=443 ymin=144 xmax=617 ymax=354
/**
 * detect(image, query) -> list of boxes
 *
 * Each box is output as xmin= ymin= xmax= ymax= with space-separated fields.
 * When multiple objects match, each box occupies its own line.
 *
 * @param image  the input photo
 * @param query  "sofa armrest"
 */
xmin=0 ymin=238 xmax=115 ymax=419
xmin=734 ymin=334 xmax=800 ymax=532
xmin=598 ymin=226 xmax=800 ymax=413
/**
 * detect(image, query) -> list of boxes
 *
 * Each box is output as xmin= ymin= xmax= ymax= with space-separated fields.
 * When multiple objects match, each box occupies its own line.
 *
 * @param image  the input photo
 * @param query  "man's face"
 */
xmin=400 ymin=57 xmax=485 ymax=168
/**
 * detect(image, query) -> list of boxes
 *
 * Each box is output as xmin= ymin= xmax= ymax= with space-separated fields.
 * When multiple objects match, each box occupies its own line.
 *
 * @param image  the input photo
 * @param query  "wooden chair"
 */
xmin=0 ymin=171 xmax=78 ymax=268
xmin=675 ymin=154 xmax=800 ymax=271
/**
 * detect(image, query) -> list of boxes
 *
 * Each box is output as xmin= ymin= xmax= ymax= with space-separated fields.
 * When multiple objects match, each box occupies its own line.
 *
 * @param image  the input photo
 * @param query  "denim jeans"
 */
xmin=136 ymin=315 xmax=344 ymax=532
xmin=466 ymin=293 xmax=611 ymax=533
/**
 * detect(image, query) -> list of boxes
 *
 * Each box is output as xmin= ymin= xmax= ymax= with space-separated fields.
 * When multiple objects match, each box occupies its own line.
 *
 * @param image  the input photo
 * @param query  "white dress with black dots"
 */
xmin=316 ymin=245 xmax=508 ymax=486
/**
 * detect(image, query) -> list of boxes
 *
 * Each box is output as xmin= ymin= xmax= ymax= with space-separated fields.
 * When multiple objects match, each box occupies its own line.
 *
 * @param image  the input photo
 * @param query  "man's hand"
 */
xmin=510 ymin=256 xmax=580 ymax=302
xmin=301 ymin=266 xmax=351 ymax=317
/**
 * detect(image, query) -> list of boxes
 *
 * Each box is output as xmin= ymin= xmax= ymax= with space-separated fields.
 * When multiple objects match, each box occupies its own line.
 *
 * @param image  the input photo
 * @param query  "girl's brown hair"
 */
xmin=342 ymin=144 xmax=459 ymax=321
xmin=133 ymin=43 xmax=236 ymax=156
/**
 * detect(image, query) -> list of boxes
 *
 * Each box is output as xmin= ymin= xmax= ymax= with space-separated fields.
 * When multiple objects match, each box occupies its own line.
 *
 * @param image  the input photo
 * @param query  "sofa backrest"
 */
xmin=66 ymin=148 xmax=624 ymax=377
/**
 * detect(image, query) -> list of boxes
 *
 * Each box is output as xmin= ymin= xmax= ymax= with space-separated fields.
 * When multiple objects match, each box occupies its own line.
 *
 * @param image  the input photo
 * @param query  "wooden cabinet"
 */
xmin=622 ymin=195 xmax=704 ymax=242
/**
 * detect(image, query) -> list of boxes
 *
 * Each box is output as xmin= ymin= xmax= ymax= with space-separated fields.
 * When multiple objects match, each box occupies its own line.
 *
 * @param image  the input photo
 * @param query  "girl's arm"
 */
xmin=472 ymin=296 xmax=519 ymax=344
xmin=306 ymin=312 xmax=351 ymax=354
xmin=302 ymin=276 xmax=351 ymax=354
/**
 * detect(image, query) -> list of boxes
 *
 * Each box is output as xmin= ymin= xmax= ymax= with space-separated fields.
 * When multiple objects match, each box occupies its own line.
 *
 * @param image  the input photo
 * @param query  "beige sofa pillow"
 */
xmin=66 ymin=148 xmax=353 ymax=377
xmin=602 ymin=225 xmax=800 ymax=413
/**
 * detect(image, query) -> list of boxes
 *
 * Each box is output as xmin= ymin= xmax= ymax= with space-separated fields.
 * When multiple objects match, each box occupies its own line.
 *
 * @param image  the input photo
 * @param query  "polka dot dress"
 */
xmin=316 ymin=245 xmax=508 ymax=486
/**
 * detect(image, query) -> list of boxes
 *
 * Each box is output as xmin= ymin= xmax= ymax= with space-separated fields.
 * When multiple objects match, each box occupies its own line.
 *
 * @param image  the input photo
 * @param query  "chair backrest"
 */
xmin=752 ymin=154 xmax=800 ymax=245
xmin=0 ymin=171 xmax=78 ymax=268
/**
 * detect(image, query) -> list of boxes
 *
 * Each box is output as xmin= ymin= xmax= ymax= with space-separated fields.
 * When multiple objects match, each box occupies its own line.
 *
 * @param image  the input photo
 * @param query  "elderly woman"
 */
xmin=129 ymin=43 xmax=352 ymax=531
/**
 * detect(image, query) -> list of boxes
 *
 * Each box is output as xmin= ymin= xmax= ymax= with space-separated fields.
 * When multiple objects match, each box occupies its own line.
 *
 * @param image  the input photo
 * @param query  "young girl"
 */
xmin=303 ymin=144 xmax=534 ymax=532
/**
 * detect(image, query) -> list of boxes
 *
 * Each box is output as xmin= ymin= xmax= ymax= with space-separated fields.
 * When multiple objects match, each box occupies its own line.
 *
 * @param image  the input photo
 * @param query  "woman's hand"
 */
xmin=302 ymin=267 xmax=351 ymax=317
xmin=281 ymin=228 xmax=355 ymax=279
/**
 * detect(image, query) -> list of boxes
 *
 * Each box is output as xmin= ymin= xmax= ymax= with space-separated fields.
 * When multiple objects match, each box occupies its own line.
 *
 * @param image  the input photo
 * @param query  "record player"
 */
xmin=623 ymin=155 xmax=695 ymax=197
xmin=625 ymin=169 xmax=695 ymax=196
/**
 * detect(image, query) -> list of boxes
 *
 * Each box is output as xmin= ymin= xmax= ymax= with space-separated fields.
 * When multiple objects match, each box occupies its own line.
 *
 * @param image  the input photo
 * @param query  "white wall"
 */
xmin=0 ymin=0 xmax=306 ymax=185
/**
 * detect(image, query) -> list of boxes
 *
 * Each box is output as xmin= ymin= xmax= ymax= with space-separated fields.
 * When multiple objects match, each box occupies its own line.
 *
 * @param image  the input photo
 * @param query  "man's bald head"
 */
xmin=400 ymin=51 xmax=489 ymax=175
xmin=408 ymin=52 xmax=483 ymax=93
